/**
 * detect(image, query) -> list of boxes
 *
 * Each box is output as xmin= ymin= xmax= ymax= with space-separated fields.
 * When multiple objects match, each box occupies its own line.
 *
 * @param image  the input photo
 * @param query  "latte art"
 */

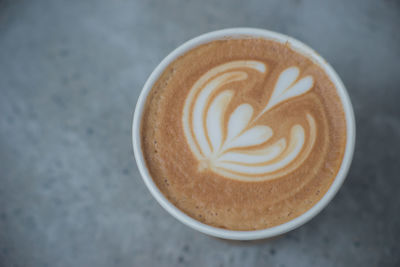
xmin=182 ymin=61 xmax=316 ymax=181
xmin=141 ymin=38 xmax=347 ymax=230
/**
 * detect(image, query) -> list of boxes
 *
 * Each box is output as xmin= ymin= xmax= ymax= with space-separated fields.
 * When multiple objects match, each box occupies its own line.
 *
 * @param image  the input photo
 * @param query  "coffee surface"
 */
xmin=141 ymin=38 xmax=347 ymax=230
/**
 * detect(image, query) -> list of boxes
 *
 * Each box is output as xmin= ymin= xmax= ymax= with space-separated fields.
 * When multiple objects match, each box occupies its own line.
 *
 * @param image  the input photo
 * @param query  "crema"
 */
xmin=141 ymin=38 xmax=347 ymax=230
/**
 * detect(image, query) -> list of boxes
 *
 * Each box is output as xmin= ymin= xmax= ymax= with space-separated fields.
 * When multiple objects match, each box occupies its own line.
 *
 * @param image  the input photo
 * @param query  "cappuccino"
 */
xmin=141 ymin=38 xmax=346 ymax=230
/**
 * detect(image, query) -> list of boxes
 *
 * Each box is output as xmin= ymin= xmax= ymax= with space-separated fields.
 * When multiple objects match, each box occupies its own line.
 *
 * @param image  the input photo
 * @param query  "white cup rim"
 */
xmin=132 ymin=28 xmax=356 ymax=240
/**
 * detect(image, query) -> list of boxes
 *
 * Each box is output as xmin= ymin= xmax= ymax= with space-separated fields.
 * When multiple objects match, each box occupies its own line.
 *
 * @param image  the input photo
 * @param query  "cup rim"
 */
xmin=132 ymin=28 xmax=356 ymax=240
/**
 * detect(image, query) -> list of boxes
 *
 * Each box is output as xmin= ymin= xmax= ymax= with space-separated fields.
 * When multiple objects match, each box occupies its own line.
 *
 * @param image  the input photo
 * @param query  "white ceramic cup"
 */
xmin=132 ymin=28 xmax=355 ymax=240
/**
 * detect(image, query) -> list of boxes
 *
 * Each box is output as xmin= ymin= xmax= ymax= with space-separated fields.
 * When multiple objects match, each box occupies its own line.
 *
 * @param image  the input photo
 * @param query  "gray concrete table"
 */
xmin=1 ymin=0 xmax=399 ymax=266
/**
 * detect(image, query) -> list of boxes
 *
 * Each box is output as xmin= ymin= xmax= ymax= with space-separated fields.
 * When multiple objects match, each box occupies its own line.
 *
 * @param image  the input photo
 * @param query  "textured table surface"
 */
xmin=1 ymin=0 xmax=400 ymax=266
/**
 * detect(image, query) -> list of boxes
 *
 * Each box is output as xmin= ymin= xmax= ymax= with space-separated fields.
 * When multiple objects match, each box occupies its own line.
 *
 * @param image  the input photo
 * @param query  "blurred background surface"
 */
xmin=0 ymin=0 xmax=400 ymax=266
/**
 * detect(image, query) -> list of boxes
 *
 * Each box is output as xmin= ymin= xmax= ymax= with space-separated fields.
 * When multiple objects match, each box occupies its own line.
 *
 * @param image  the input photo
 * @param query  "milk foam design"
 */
xmin=182 ymin=60 xmax=317 ymax=181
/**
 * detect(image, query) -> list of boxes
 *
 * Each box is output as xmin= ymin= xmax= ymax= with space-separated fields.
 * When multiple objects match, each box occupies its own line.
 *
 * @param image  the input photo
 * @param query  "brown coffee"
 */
xmin=140 ymin=38 xmax=347 ymax=230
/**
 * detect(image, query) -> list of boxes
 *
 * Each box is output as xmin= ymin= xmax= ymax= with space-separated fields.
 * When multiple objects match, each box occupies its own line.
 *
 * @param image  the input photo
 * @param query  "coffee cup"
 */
xmin=132 ymin=28 xmax=355 ymax=240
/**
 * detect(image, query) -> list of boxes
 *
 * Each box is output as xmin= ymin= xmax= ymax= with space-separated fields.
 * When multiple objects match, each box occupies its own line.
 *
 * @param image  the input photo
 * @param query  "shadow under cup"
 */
xmin=132 ymin=28 xmax=356 ymax=240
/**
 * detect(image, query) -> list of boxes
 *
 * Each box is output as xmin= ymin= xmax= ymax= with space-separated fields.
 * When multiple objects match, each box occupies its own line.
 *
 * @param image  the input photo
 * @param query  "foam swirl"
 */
xmin=182 ymin=60 xmax=316 ymax=181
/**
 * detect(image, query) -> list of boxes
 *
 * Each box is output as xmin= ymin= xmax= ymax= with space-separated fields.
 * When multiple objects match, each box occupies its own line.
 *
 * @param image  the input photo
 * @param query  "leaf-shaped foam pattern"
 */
xmin=225 ymin=125 xmax=273 ymax=150
xmin=226 ymin=104 xmax=254 ymax=144
xmin=182 ymin=60 xmax=267 ymax=160
xmin=216 ymin=124 xmax=305 ymax=174
xmin=273 ymin=67 xmax=300 ymax=99
xmin=193 ymin=72 xmax=246 ymax=157
xmin=206 ymin=90 xmax=234 ymax=152
xmin=256 ymin=67 xmax=314 ymax=121
xmin=182 ymin=61 xmax=317 ymax=182
xmin=218 ymin=139 xmax=286 ymax=164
